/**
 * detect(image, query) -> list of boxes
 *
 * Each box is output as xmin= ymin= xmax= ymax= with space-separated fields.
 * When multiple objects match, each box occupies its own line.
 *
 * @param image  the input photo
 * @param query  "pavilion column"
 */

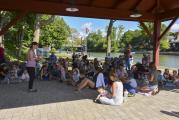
xmin=153 ymin=19 xmax=161 ymax=67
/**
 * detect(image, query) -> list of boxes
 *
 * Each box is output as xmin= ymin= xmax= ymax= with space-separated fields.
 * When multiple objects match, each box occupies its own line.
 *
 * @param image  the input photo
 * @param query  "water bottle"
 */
xmin=124 ymin=89 xmax=128 ymax=102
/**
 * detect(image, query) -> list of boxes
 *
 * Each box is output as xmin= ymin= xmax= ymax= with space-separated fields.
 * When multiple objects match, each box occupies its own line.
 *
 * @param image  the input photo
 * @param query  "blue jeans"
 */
xmin=125 ymin=58 xmax=130 ymax=70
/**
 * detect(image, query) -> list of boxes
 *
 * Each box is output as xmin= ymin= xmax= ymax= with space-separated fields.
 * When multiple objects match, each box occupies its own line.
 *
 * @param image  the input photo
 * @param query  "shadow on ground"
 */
xmin=0 ymin=80 xmax=97 ymax=109
xmin=161 ymin=110 xmax=179 ymax=118
xmin=160 ymin=86 xmax=179 ymax=93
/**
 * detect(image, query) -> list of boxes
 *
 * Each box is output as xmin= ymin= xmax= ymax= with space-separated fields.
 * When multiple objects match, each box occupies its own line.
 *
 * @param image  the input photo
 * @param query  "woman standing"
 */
xmin=99 ymin=70 xmax=123 ymax=105
xmin=26 ymin=42 xmax=39 ymax=92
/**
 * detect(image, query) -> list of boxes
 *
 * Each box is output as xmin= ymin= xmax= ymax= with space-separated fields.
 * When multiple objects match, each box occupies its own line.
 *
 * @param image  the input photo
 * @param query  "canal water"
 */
xmin=88 ymin=52 xmax=179 ymax=69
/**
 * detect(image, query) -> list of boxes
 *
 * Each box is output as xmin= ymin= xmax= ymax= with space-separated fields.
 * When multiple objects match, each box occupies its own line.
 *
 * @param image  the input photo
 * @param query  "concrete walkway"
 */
xmin=0 ymin=80 xmax=179 ymax=120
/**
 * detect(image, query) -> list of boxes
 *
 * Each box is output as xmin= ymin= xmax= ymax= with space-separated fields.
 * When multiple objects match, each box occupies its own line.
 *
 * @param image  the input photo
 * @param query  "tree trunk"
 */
xmin=17 ymin=27 xmax=24 ymax=60
xmin=33 ymin=14 xmax=41 ymax=43
xmin=33 ymin=14 xmax=55 ymax=43
xmin=106 ymin=20 xmax=115 ymax=57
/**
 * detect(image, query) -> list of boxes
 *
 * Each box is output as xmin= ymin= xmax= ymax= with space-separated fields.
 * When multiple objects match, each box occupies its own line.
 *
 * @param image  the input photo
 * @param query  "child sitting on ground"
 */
xmin=121 ymin=77 xmax=136 ymax=96
xmin=57 ymin=62 xmax=66 ymax=82
xmin=172 ymin=70 xmax=179 ymax=86
xmin=6 ymin=64 xmax=19 ymax=83
xmin=171 ymin=70 xmax=179 ymax=81
xmin=49 ymin=63 xmax=60 ymax=80
xmin=20 ymin=70 xmax=30 ymax=82
xmin=71 ymin=67 xmax=80 ymax=86
xmin=40 ymin=63 xmax=49 ymax=80
xmin=157 ymin=70 xmax=165 ymax=87
xmin=94 ymin=87 xmax=111 ymax=102
xmin=163 ymin=69 xmax=172 ymax=82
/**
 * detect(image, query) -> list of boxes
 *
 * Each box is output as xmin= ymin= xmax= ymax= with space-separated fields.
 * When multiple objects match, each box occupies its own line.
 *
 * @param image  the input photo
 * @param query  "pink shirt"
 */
xmin=26 ymin=49 xmax=36 ymax=67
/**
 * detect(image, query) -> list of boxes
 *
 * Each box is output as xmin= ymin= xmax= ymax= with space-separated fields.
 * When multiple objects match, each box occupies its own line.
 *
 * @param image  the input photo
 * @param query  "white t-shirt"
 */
xmin=100 ymin=81 xmax=123 ymax=105
xmin=112 ymin=81 xmax=124 ymax=105
xmin=95 ymin=73 xmax=106 ymax=88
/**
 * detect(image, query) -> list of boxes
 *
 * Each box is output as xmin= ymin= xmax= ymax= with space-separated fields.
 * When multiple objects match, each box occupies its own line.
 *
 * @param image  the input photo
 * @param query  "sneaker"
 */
xmin=93 ymin=99 xmax=101 ymax=103
xmin=28 ymin=89 xmax=37 ymax=92
xmin=128 ymin=93 xmax=135 ymax=97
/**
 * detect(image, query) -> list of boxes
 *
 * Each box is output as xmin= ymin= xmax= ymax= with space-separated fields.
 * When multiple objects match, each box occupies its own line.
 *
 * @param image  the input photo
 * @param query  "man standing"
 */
xmin=124 ymin=44 xmax=132 ymax=71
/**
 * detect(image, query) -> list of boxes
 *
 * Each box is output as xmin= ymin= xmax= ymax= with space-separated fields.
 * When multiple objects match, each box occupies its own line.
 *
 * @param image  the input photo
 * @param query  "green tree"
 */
xmin=87 ymin=30 xmax=106 ymax=52
xmin=110 ymin=25 xmax=125 ymax=52
xmin=40 ymin=17 xmax=70 ymax=49
xmin=160 ymin=39 xmax=170 ymax=50
xmin=138 ymin=22 xmax=168 ymax=50
xmin=106 ymin=20 xmax=116 ymax=56
xmin=33 ymin=14 xmax=55 ymax=43
xmin=4 ymin=12 xmax=36 ymax=60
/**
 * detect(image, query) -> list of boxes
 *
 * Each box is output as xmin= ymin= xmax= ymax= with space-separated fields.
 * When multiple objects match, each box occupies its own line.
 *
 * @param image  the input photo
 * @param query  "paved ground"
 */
xmin=0 ymin=80 xmax=179 ymax=120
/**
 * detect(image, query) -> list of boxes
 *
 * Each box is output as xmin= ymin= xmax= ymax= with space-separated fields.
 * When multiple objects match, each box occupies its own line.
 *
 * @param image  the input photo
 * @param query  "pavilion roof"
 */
xmin=0 ymin=0 xmax=179 ymax=22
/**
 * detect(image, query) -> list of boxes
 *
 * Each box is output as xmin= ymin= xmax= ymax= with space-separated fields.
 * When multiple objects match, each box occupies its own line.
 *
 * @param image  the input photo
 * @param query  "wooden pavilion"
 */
xmin=0 ymin=0 xmax=179 ymax=66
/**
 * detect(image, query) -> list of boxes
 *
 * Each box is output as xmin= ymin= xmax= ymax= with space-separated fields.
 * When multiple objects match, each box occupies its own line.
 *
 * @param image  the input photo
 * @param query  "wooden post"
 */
xmin=139 ymin=21 xmax=152 ymax=37
xmin=153 ymin=19 xmax=161 ymax=67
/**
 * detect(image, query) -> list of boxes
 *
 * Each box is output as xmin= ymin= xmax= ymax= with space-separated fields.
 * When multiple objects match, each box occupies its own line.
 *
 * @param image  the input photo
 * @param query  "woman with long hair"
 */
xmin=26 ymin=42 xmax=39 ymax=92
xmin=99 ymin=69 xmax=124 ymax=105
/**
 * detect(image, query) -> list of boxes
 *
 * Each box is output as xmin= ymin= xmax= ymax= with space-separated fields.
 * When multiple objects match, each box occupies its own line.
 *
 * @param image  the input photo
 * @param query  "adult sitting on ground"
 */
xmin=76 ymin=66 xmax=106 ymax=91
xmin=138 ymin=62 xmax=159 ymax=95
xmin=99 ymin=69 xmax=123 ymax=105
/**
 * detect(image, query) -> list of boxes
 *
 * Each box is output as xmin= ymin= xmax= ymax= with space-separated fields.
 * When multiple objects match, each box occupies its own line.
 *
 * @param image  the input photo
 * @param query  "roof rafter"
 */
xmin=88 ymin=0 xmax=95 ymax=6
xmin=130 ymin=0 xmax=142 ymax=10
xmin=110 ymin=0 xmax=125 ymax=9
xmin=159 ymin=17 xmax=177 ymax=40
xmin=158 ymin=7 xmax=179 ymax=20
xmin=147 ymin=0 xmax=157 ymax=13
xmin=0 ymin=0 xmax=154 ymax=21
xmin=139 ymin=21 xmax=152 ymax=37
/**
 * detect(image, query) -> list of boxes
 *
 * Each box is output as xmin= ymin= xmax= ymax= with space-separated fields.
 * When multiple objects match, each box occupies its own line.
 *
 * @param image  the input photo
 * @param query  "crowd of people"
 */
xmin=0 ymin=42 xmax=179 ymax=106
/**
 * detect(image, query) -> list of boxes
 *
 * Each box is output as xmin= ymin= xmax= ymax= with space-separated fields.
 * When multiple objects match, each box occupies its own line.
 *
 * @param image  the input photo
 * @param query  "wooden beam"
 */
xmin=88 ymin=0 xmax=95 ymax=6
xmin=130 ymin=0 xmax=142 ymax=10
xmin=159 ymin=17 xmax=177 ymax=40
xmin=147 ymin=0 xmax=157 ymax=13
xmin=139 ymin=21 xmax=152 ymax=37
xmin=0 ymin=0 xmax=154 ymax=22
xmin=110 ymin=0 xmax=125 ymax=9
xmin=158 ymin=7 xmax=179 ymax=20
xmin=0 ymin=11 xmax=28 ymax=35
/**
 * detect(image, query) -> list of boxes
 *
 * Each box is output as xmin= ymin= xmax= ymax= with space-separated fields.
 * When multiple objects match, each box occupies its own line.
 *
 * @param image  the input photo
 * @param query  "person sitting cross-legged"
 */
xmin=98 ymin=69 xmax=124 ymax=106
xmin=138 ymin=62 xmax=159 ymax=95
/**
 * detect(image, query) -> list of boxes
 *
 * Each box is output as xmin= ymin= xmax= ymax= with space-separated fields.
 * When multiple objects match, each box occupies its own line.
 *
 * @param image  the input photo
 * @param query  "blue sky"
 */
xmin=62 ymin=16 xmax=179 ymax=37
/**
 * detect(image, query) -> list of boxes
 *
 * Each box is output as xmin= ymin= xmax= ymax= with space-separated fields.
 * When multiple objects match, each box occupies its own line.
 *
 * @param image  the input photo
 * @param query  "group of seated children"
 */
xmin=40 ymin=57 xmax=68 ymax=82
xmin=1 ymin=52 xmax=179 ymax=105
xmin=158 ymin=68 xmax=179 ymax=87
xmin=0 ymin=62 xmax=29 ymax=84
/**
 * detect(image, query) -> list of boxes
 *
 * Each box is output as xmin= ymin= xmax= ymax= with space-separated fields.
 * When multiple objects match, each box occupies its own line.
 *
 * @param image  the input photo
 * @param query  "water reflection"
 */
xmin=88 ymin=52 xmax=179 ymax=68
